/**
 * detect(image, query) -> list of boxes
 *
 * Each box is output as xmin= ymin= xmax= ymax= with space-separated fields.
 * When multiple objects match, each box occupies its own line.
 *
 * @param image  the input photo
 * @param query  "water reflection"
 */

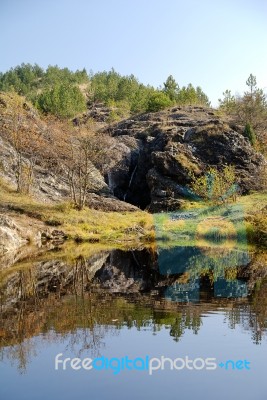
xmin=158 ymin=246 xmax=250 ymax=302
xmin=0 ymin=242 xmax=267 ymax=373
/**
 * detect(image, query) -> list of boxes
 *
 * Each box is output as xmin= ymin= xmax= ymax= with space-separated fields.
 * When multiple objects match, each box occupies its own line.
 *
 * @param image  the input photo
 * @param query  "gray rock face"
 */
xmin=0 ymin=135 xmax=110 ymax=204
xmin=106 ymin=106 xmax=266 ymax=211
xmin=0 ymin=215 xmax=26 ymax=255
xmin=0 ymin=135 xmax=70 ymax=203
xmin=0 ymin=98 xmax=265 ymax=213
xmin=0 ymin=214 xmax=69 ymax=268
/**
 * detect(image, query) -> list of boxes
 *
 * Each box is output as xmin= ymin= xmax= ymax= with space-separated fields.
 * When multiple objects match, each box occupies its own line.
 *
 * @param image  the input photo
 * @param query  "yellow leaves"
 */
xmin=190 ymin=165 xmax=237 ymax=204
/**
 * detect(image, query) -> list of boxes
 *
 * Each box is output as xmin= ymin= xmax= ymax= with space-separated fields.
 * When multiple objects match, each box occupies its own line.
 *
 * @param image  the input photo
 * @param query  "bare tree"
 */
xmin=59 ymin=127 xmax=111 ymax=210
xmin=1 ymin=94 xmax=46 ymax=194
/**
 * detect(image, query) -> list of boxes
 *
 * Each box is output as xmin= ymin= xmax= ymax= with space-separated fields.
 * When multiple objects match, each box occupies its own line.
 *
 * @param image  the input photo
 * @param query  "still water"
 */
xmin=0 ymin=242 xmax=267 ymax=400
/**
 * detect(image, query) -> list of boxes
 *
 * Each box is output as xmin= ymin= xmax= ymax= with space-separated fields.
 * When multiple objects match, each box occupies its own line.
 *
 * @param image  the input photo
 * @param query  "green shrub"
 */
xmin=146 ymin=92 xmax=173 ymax=112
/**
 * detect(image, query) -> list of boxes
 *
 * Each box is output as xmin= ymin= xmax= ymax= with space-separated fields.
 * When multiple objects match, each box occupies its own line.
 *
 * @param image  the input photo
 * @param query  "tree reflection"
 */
xmin=0 ymin=247 xmax=266 ymax=371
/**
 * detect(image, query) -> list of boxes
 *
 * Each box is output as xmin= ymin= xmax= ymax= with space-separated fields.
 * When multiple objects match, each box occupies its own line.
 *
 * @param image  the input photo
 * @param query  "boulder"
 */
xmin=106 ymin=106 xmax=266 ymax=211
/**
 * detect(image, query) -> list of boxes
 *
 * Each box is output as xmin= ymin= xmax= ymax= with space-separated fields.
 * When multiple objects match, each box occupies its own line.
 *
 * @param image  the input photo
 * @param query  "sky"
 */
xmin=0 ymin=0 xmax=267 ymax=106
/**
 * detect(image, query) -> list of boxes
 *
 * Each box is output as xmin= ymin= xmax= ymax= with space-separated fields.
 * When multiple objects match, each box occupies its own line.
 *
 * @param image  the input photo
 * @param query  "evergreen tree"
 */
xmin=218 ymin=89 xmax=236 ymax=113
xmin=246 ymin=73 xmax=257 ymax=96
xmin=163 ymin=75 xmax=179 ymax=101
xmin=243 ymin=123 xmax=256 ymax=146
xmin=37 ymin=84 xmax=86 ymax=119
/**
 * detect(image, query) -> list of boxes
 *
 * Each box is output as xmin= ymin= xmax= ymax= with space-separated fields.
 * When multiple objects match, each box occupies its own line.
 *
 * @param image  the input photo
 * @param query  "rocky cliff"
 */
xmin=0 ymin=93 xmax=265 ymax=214
xmin=105 ymin=106 xmax=266 ymax=211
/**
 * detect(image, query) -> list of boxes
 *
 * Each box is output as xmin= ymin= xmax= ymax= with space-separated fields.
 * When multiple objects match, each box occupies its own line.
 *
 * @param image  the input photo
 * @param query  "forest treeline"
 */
xmin=0 ymin=63 xmax=210 ymax=119
xmin=0 ymin=64 xmax=266 ymax=151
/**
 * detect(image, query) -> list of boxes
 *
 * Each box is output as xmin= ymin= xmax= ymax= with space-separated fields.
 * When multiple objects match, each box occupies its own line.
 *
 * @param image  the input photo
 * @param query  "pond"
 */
xmin=0 ymin=239 xmax=267 ymax=400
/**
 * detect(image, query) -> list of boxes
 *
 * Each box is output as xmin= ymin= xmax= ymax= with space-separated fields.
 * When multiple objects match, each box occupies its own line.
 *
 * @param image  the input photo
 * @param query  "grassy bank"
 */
xmin=0 ymin=179 xmax=154 ymax=244
xmin=0 ymin=178 xmax=266 ymax=247
xmin=155 ymin=192 xmax=267 ymax=248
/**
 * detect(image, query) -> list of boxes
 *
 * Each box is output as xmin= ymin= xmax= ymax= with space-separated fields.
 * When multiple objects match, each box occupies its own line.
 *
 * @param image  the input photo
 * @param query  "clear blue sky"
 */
xmin=0 ymin=0 xmax=267 ymax=106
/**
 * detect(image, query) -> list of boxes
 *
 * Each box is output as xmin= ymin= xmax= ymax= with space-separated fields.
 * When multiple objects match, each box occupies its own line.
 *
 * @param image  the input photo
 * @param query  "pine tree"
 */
xmin=243 ymin=123 xmax=256 ymax=146
xmin=163 ymin=75 xmax=179 ymax=101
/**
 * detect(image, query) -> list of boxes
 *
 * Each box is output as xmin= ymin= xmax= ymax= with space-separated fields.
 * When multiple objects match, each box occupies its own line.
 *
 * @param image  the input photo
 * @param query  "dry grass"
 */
xmin=175 ymin=153 xmax=201 ymax=174
xmin=162 ymin=219 xmax=186 ymax=231
xmin=196 ymin=218 xmax=237 ymax=239
xmin=0 ymin=178 xmax=154 ymax=244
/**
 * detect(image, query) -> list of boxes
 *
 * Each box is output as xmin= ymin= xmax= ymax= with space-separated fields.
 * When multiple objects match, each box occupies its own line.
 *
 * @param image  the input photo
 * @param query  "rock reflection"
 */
xmin=0 ymin=244 xmax=266 ymax=371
